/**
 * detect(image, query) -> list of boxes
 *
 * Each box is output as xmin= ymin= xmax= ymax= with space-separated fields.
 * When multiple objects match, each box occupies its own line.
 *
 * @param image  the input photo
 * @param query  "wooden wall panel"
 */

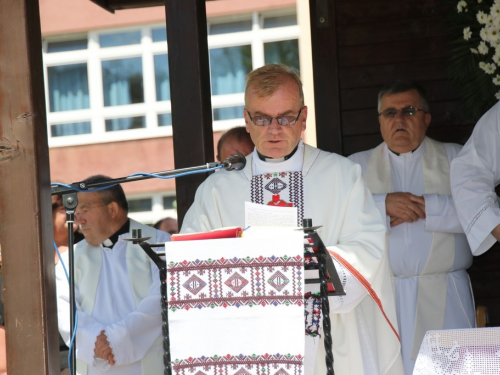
xmin=338 ymin=36 xmax=451 ymax=68
xmin=331 ymin=0 xmax=476 ymax=155
xmin=340 ymin=59 xmax=449 ymax=90
xmin=335 ymin=0 xmax=447 ymax=25
xmin=322 ymin=0 xmax=496 ymax=326
xmin=338 ymin=17 xmax=448 ymax=47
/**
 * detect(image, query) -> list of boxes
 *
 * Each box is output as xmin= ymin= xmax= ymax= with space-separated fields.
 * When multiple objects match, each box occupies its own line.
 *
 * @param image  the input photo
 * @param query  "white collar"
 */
xmin=252 ymin=140 xmax=305 ymax=176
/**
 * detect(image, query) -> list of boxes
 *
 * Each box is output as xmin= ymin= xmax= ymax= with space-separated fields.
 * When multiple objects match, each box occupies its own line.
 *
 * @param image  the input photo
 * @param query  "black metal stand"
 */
xmin=127 ymin=231 xmax=172 ymax=375
xmin=303 ymin=218 xmax=345 ymax=375
xmin=61 ymin=193 xmax=78 ymax=375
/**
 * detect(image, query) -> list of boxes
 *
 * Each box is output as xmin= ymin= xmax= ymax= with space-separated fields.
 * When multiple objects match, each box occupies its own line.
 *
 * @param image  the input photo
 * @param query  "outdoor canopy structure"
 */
xmin=2 ymin=0 xmax=499 ymax=373
xmin=0 ymin=0 xmax=338 ymax=373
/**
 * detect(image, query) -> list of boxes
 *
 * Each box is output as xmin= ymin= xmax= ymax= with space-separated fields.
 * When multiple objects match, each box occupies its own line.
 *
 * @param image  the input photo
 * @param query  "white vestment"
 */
xmin=56 ymin=219 xmax=170 ymax=375
xmin=451 ymin=101 xmax=500 ymax=255
xmin=349 ymin=138 xmax=475 ymax=375
xmin=182 ymin=141 xmax=404 ymax=375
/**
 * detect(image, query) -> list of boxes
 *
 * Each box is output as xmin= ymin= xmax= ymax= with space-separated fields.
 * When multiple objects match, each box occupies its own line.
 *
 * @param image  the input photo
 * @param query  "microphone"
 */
xmin=223 ymin=154 xmax=246 ymax=171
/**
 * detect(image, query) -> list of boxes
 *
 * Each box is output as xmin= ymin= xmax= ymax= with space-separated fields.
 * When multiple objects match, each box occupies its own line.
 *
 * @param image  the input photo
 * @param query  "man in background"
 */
xmin=349 ymin=80 xmax=475 ymax=374
xmin=216 ymin=126 xmax=254 ymax=162
xmin=153 ymin=216 xmax=178 ymax=235
xmin=56 ymin=174 xmax=170 ymax=374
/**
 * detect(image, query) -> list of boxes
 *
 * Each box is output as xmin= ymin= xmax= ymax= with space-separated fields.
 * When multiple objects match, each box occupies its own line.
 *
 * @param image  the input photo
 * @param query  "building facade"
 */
xmin=41 ymin=0 xmax=306 ymax=224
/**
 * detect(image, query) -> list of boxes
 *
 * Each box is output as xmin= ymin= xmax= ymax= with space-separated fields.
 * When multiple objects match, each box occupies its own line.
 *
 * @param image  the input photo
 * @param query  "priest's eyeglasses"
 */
xmin=379 ymin=106 xmax=427 ymax=119
xmin=246 ymin=107 xmax=304 ymax=126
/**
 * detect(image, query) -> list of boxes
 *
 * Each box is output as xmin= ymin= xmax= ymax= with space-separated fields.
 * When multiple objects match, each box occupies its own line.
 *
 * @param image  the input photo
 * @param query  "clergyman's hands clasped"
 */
xmin=386 ymin=192 xmax=425 ymax=227
xmin=94 ymin=330 xmax=115 ymax=365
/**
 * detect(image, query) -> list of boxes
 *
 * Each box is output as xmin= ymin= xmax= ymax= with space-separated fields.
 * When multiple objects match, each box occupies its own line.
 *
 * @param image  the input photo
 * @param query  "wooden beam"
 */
xmin=165 ymin=0 xmax=214 ymax=226
xmin=90 ymin=0 xmax=216 ymax=12
xmin=309 ymin=0 xmax=343 ymax=154
xmin=0 ymin=1 xmax=59 ymax=374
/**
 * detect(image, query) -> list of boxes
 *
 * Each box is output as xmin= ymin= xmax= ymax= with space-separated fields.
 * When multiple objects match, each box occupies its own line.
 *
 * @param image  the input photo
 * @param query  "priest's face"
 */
xmin=75 ymin=191 xmax=116 ymax=246
xmin=244 ymin=79 xmax=307 ymax=159
xmin=379 ymin=89 xmax=431 ymax=154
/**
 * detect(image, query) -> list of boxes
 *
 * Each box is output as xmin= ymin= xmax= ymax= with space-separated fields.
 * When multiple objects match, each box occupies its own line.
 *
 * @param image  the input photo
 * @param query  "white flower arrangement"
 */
xmin=458 ymin=0 xmax=468 ymax=12
xmin=460 ymin=0 xmax=500 ymax=99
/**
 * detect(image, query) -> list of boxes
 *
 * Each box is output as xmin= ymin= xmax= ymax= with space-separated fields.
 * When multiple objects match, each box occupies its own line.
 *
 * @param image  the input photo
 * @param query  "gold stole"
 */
xmin=365 ymin=137 xmax=455 ymax=360
xmin=74 ymin=219 xmax=161 ymax=375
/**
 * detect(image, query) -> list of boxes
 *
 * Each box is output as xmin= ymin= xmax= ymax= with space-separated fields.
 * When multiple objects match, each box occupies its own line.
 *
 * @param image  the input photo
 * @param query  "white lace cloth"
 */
xmin=413 ymin=327 xmax=500 ymax=375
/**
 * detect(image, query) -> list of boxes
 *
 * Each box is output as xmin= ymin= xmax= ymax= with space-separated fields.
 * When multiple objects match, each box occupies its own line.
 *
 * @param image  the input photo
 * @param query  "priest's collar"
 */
xmin=388 ymin=143 xmax=422 ymax=156
xmin=252 ymin=140 xmax=304 ymax=176
xmin=257 ymin=143 xmax=299 ymax=162
xmin=102 ymin=219 xmax=130 ymax=248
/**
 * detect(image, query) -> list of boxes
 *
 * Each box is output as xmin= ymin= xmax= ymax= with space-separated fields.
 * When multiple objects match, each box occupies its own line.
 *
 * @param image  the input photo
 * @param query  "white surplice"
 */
xmin=349 ymin=138 xmax=476 ymax=375
xmin=182 ymin=141 xmax=404 ymax=375
xmin=56 ymin=220 xmax=170 ymax=375
xmin=451 ymin=101 xmax=500 ymax=255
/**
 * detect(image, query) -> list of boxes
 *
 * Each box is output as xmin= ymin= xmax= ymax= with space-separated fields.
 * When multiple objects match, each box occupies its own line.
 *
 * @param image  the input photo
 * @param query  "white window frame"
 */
xmin=126 ymin=192 xmax=177 ymax=225
xmin=43 ymin=8 xmax=299 ymax=148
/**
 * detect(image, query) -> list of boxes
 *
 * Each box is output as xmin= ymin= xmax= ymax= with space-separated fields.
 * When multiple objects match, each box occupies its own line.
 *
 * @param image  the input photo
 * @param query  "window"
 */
xmin=264 ymin=39 xmax=300 ymax=73
xmin=43 ymin=12 xmax=299 ymax=146
xmin=209 ymin=20 xmax=252 ymax=35
xmin=210 ymin=45 xmax=252 ymax=96
xmin=154 ymin=54 xmax=171 ymax=101
xmin=152 ymin=27 xmax=167 ymax=42
xmin=102 ymin=58 xmax=144 ymax=106
xmin=214 ymin=106 xmax=245 ymax=121
xmin=100 ymin=31 xmax=141 ymax=48
xmin=51 ymin=122 xmax=91 ymax=137
xmin=263 ymin=15 xmax=297 ymax=28
xmin=163 ymin=196 xmax=177 ymax=210
xmin=128 ymin=198 xmax=153 ymax=212
xmin=158 ymin=113 xmax=172 ymax=127
xmin=126 ymin=193 xmax=177 ymax=225
xmin=47 ymin=39 xmax=87 ymax=53
xmin=105 ymin=116 xmax=145 ymax=132
xmin=48 ymin=64 xmax=90 ymax=112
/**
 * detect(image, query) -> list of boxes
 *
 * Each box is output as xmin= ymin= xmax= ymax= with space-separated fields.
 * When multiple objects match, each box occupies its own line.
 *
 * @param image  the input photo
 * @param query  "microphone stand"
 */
xmin=51 ymin=160 xmax=233 ymax=375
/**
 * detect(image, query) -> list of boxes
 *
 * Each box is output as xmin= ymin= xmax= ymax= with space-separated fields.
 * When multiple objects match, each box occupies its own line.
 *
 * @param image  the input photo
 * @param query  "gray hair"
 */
xmin=245 ymin=64 xmax=304 ymax=107
xmin=377 ymin=80 xmax=430 ymax=113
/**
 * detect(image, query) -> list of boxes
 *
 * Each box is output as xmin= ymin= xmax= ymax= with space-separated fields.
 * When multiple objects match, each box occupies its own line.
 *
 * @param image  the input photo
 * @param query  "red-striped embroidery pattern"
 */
xmin=167 ymin=256 xmax=303 ymax=311
xmin=172 ymin=353 xmax=303 ymax=375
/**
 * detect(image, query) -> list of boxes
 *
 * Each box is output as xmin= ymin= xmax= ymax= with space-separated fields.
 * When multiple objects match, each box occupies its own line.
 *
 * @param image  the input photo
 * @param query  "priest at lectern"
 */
xmin=181 ymin=64 xmax=404 ymax=374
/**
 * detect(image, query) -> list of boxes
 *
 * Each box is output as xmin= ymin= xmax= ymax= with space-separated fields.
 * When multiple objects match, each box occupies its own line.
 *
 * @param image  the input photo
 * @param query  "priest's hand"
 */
xmin=386 ymin=192 xmax=426 ymax=227
xmin=94 ymin=330 xmax=115 ymax=365
xmin=492 ymin=223 xmax=500 ymax=243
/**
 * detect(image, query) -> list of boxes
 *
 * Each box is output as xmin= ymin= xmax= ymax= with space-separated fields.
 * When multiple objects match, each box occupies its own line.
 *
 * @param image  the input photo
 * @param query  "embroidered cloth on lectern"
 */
xmin=165 ymin=229 xmax=305 ymax=375
xmin=251 ymin=172 xmax=304 ymax=226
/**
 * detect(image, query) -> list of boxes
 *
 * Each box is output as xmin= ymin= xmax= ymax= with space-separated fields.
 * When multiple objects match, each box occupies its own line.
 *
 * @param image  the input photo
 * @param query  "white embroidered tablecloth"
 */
xmin=413 ymin=327 xmax=500 ymax=375
xmin=165 ymin=229 xmax=305 ymax=375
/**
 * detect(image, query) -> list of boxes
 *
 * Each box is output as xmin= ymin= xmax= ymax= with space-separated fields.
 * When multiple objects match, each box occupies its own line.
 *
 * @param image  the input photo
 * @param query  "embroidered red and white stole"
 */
xmin=165 ymin=230 xmax=305 ymax=375
xmin=250 ymin=171 xmax=305 ymax=226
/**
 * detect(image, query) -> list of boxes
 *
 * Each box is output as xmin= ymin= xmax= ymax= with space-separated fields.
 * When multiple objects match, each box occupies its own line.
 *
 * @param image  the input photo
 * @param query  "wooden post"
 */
xmin=309 ymin=0 xmax=343 ymax=154
xmin=165 ymin=0 xmax=214 ymax=227
xmin=0 ymin=1 xmax=60 ymax=373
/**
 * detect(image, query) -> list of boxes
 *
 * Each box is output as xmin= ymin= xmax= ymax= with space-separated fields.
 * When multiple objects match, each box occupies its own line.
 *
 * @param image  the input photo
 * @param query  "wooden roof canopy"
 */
xmin=91 ymin=0 xmax=214 ymax=12
xmin=5 ymin=1 xmax=499 ymax=374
